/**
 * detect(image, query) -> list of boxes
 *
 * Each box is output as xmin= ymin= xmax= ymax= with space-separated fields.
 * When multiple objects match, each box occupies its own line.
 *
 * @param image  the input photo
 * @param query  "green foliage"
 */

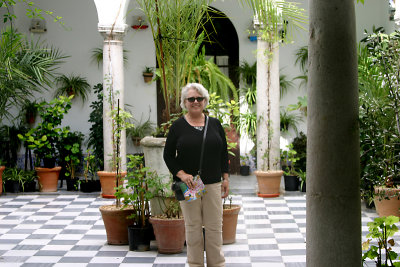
xmin=87 ymin=83 xmax=104 ymax=170
xmin=281 ymin=143 xmax=299 ymax=176
xmin=362 ymin=216 xmax=400 ymax=266
xmin=90 ymin=47 xmax=129 ymax=68
xmin=0 ymin=124 xmax=26 ymax=167
xmin=359 ymin=29 xmax=400 ymax=202
xmin=189 ymin=45 xmax=238 ymax=102
xmin=143 ymin=66 xmax=154 ymax=73
xmin=18 ymin=96 xmax=73 ymax=167
xmin=237 ymin=61 xmax=256 ymax=86
xmin=2 ymin=167 xmax=36 ymax=192
xmin=280 ymin=108 xmax=302 ymax=135
xmin=0 ymin=27 xmax=65 ymax=120
xmin=83 ymin=149 xmax=97 ymax=182
xmin=243 ymin=0 xmax=307 ymax=45
xmin=288 ymin=96 xmax=307 ymax=116
xmin=127 ymin=116 xmax=155 ymax=139
xmin=57 ymin=131 xmax=84 ymax=180
xmin=54 ymin=74 xmax=91 ymax=102
xmin=116 ymin=155 xmax=153 ymax=227
xmin=137 ymin=0 xmax=212 ymax=120
xmin=291 ymin=132 xmax=307 ymax=173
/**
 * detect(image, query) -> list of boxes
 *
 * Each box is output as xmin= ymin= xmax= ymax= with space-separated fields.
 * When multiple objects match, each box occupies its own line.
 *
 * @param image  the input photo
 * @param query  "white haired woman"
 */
xmin=163 ymin=83 xmax=229 ymax=267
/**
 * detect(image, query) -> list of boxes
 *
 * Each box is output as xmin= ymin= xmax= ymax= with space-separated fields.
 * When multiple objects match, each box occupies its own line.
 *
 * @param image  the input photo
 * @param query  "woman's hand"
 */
xmin=221 ymin=178 xmax=229 ymax=198
xmin=176 ymin=170 xmax=194 ymax=189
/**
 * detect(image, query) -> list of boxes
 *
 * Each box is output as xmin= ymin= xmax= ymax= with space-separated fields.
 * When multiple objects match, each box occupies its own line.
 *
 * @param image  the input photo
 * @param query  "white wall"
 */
xmin=4 ymin=0 xmax=394 ymax=153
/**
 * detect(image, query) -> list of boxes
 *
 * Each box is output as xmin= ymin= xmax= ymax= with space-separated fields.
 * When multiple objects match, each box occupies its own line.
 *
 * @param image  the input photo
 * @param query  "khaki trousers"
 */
xmin=180 ymin=182 xmax=225 ymax=267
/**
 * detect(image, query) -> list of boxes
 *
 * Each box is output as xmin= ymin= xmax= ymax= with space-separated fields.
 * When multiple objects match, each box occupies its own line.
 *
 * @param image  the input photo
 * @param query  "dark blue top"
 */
xmin=163 ymin=116 xmax=229 ymax=184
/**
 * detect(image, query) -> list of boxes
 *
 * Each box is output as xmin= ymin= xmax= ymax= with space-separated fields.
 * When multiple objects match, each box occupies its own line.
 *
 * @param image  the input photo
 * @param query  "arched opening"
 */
xmin=155 ymin=7 xmax=240 ymax=173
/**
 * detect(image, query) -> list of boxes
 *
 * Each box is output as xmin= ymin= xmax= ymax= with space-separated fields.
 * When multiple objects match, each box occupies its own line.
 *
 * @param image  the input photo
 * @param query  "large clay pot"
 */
xmin=97 ymin=171 xmax=126 ymax=198
xmin=222 ymin=204 xmax=241 ymax=244
xmin=374 ymin=186 xmax=400 ymax=217
xmin=254 ymin=170 xmax=283 ymax=198
xmin=99 ymin=205 xmax=135 ymax=245
xmin=35 ymin=167 xmax=61 ymax=192
xmin=0 ymin=166 xmax=5 ymax=194
xmin=150 ymin=217 xmax=185 ymax=254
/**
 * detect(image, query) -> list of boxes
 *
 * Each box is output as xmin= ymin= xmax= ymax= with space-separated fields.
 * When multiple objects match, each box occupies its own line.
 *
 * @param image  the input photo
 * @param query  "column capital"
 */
xmin=97 ymin=24 xmax=128 ymax=41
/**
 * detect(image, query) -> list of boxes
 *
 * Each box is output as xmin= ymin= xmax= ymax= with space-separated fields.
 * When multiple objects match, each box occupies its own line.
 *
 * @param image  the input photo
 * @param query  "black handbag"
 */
xmin=171 ymin=116 xmax=209 ymax=201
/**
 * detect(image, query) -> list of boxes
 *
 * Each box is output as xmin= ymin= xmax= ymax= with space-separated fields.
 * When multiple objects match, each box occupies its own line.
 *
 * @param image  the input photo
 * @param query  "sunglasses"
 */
xmin=186 ymin=97 xmax=205 ymax=103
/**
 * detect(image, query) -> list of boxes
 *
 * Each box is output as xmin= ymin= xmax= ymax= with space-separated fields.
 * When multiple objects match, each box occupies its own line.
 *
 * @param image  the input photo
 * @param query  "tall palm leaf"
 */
xmin=0 ymin=27 xmax=66 ymax=120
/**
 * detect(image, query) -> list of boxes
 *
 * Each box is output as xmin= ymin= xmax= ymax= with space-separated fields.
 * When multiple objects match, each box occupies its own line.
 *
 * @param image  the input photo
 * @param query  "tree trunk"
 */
xmin=307 ymin=0 xmax=360 ymax=266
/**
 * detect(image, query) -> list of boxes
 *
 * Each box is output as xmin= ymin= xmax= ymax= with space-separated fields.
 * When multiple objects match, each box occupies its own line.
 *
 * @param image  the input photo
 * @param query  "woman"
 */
xmin=163 ymin=83 xmax=229 ymax=267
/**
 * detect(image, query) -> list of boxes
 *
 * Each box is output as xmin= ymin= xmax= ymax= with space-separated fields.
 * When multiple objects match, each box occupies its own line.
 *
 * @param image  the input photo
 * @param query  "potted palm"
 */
xmin=18 ymin=96 xmax=73 ymax=192
xmin=54 ymin=74 xmax=91 ymax=102
xmin=116 ymin=154 xmax=155 ymax=251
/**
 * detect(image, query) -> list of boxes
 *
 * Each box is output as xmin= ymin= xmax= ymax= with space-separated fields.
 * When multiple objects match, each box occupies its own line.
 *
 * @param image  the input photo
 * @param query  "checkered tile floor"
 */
xmin=0 ymin=190 xmax=390 ymax=267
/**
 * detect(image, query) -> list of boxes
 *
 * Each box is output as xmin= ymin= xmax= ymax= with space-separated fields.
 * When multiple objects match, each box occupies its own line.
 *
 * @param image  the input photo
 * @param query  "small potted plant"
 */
xmin=21 ymin=99 xmax=39 ymax=125
xmin=80 ymin=149 xmax=100 ymax=193
xmin=142 ymin=66 xmax=154 ymax=83
xmin=3 ymin=167 xmax=24 ymax=193
xmin=126 ymin=117 xmax=154 ymax=146
xmin=54 ymin=74 xmax=91 ymax=102
xmin=148 ymin=174 xmax=185 ymax=254
xmin=115 ymin=154 xmax=155 ymax=251
xmin=222 ymin=195 xmax=241 ymax=244
xmin=57 ymin=131 xmax=84 ymax=191
xmin=18 ymin=96 xmax=73 ymax=192
xmin=298 ymin=169 xmax=306 ymax=192
xmin=281 ymin=143 xmax=300 ymax=191
xmin=240 ymin=154 xmax=250 ymax=176
xmin=362 ymin=216 xmax=400 ymax=266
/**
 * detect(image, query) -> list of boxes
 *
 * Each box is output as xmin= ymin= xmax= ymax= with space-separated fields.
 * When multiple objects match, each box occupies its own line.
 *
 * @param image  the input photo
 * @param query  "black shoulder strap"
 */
xmin=198 ymin=116 xmax=209 ymax=175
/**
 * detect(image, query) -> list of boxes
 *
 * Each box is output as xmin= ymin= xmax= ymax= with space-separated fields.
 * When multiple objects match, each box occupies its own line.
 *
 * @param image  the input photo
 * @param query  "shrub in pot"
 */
xmin=115 ymin=154 xmax=155 ymax=251
xmin=281 ymin=144 xmax=300 ymax=191
xmin=222 ymin=196 xmax=241 ymax=244
xmin=18 ymin=96 xmax=73 ymax=192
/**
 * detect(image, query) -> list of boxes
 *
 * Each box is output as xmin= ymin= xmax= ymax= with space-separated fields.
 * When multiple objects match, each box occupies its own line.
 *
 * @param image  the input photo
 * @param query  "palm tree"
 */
xmin=0 ymin=27 xmax=65 ymax=120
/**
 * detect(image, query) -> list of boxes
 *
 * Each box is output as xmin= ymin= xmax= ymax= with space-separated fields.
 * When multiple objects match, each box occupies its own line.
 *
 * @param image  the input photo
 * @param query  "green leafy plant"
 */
xmin=90 ymin=47 xmax=129 ymax=68
xmin=143 ymin=66 xmax=154 ymax=74
xmin=280 ymin=108 xmax=302 ymax=135
xmin=18 ymin=96 xmax=73 ymax=168
xmin=0 ymin=27 xmax=65 ymax=121
xmin=297 ymin=169 xmax=306 ymax=190
xmin=54 ymin=74 xmax=91 ymax=102
xmin=127 ymin=116 xmax=155 ymax=141
xmin=362 ymin=216 xmax=400 ymax=266
xmin=292 ymin=132 xmax=307 ymax=173
xmin=288 ymin=96 xmax=307 ymax=117
xmin=87 ymin=83 xmax=104 ymax=170
xmin=83 ymin=149 xmax=98 ymax=182
xmin=116 ymin=155 xmax=154 ymax=227
xmin=57 ymin=131 xmax=84 ymax=180
xmin=281 ymin=143 xmax=299 ymax=176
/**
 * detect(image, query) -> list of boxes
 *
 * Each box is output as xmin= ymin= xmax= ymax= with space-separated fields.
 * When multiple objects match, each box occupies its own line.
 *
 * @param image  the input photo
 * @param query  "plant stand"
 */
xmin=36 ymin=167 xmax=61 ymax=192
xmin=374 ymin=186 xmax=400 ymax=217
xmin=254 ymin=170 xmax=283 ymax=198
xmin=222 ymin=204 xmax=241 ymax=244
xmin=98 ymin=171 xmax=127 ymax=198
xmin=149 ymin=217 xmax=185 ymax=254
xmin=99 ymin=205 xmax=135 ymax=245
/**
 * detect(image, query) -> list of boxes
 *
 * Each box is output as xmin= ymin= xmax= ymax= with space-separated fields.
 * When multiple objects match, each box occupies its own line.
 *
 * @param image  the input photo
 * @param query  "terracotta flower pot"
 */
xmin=374 ymin=186 xmax=400 ymax=217
xmin=99 ymin=205 xmax=135 ymax=245
xmin=97 ymin=171 xmax=127 ymax=198
xmin=143 ymin=72 xmax=153 ymax=83
xmin=35 ymin=167 xmax=61 ymax=192
xmin=0 ymin=166 xmax=5 ymax=194
xmin=149 ymin=216 xmax=185 ymax=254
xmin=254 ymin=170 xmax=283 ymax=198
xmin=222 ymin=204 xmax=241 ymax=244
